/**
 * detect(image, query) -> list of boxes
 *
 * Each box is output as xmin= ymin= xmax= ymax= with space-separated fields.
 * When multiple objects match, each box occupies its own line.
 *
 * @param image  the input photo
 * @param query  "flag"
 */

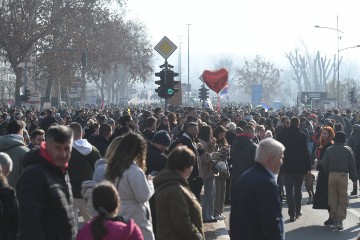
xmin=219 ymin=85 xmax=228 ymax=96
xmin=262 ymin=102 xmax=271 ymax=111
xmin=207 ymin=98 xmax=214 ymax=110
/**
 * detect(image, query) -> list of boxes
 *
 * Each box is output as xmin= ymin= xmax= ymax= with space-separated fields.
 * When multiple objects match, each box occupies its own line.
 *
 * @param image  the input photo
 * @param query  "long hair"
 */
xmin=213 ymin=125 xmax=228 ymax=147
xmin=198 ymin=125 xmax=216 ymax=152
xmin=198 ymin=125 xmax=211 ymax=142
xmin=157 ymin=115 xmax=170 ymax=133
xmin=105 ymin=133 xmax=147 ymax=182
xmin=91 ymin=181 xmax=121 ymax=240
xmin=319 ymin=126 xmax=335 ymax=149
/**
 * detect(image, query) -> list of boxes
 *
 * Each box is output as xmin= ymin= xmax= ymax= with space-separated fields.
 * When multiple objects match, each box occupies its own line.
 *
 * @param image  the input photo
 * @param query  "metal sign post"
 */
xmin=154 ymin=37 xmax=177 ymax=111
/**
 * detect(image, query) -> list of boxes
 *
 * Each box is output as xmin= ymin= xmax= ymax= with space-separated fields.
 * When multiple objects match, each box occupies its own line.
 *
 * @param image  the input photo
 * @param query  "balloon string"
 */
xmin=217 ymin=94 xmax=221 ymax=113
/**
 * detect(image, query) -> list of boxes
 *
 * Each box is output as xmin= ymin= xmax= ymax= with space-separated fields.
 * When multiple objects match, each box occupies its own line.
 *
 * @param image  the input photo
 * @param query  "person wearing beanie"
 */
xmin=320 ymin=131 xmax=357 ymax=230
xmin=146 ymin=130 xmax=171 ymax=237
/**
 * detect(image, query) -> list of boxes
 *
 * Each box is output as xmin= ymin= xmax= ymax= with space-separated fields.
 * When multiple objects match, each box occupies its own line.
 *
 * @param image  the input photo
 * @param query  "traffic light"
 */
xmin=20 ymin=87 xmax=31 ymax=102
xmin=26 ymin=88 xmax=31 ymax=101
xmin=349 ymin=89 xmax=357 ymax=104
xmin=166 ymin=70 xmax=180 ymax=96
xmin=82 ymin=51 xmax=87 ymax=67
xmin=155 ymin=69 xmax=179 ymax=99
xmin=199 ymin=85 xmax=209 ymax=101
xmin=155 ymin=70 xmax=168 ymax=99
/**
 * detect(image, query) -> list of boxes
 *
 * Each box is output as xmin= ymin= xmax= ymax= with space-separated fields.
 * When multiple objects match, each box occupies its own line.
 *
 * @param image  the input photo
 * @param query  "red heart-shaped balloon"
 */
xmin=202 ymin=68 xmax=228 ymax=94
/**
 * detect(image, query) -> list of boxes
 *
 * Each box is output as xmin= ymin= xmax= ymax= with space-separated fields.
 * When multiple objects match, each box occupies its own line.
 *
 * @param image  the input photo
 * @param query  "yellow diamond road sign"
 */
xmin=155 ymin=36 xmax=177 ymax=59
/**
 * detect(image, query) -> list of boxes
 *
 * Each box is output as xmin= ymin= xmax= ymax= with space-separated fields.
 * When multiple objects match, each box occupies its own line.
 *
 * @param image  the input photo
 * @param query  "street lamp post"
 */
xmin=187 ymin=23 xmax=191 ymax=105
xmin=315 ymin=15 xmax=343 ymax=107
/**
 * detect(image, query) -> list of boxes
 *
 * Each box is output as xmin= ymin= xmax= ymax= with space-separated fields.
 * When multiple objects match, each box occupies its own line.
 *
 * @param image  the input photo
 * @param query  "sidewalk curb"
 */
xmin=204 ymin=220 xmax=230 ymax=240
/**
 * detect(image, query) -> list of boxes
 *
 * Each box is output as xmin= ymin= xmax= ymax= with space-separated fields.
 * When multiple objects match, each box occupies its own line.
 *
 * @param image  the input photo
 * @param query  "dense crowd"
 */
xmin=0 ymin=104 xmax=360 ymax=239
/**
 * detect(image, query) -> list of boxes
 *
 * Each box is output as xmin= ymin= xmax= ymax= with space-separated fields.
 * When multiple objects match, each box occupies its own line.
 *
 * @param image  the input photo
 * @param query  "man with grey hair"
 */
xmin=230 ymin=138 xmax=285 ymax=240
xmin=0 ymin=152 xmax=13 ymax=177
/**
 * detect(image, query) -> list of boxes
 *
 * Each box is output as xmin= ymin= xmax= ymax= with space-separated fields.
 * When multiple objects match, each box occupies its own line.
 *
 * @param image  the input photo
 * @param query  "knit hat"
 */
xmin=334 ymin=131 xmax=346 ymax=143
xmin=152 ymin=130 xmax=171 ymax=146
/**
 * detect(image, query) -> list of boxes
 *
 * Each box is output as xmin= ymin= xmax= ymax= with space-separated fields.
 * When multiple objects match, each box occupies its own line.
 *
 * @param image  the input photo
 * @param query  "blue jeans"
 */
xmin=202 ymin=176 xmax=216 ymax=220
xmin=282 ymin=173 xmax=305 ymax=217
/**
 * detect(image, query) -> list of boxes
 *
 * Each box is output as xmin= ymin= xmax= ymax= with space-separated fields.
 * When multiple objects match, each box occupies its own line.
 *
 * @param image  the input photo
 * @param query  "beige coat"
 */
xmin=199 ymin=139 xmax=220 ymax=180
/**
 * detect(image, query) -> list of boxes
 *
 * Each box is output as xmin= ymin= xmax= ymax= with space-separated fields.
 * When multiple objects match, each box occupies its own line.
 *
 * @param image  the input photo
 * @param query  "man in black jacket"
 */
xmin=68 ymin=122 xmax=101 ymax=224
xmin=230 ymin=125 xmax=257 ymax=184
xmin=17 ymin=125 xmax=77 ymax=240
xmin=277 ymin=116 xmax=311 ymax=222
xmin=230 ymin=138 xmax=285 ymax=240
xmin=146 ymin=130 xmax=171 ymax=237
xmin=142 ymin=116 xmax=157 ymax=142
xmin=39 ymin=109 xmax=58 ymax=133
xmin=175 ymin=122 xmax=203 ymax=200
xmin=87 ymin=123 xmax=111 ymax=157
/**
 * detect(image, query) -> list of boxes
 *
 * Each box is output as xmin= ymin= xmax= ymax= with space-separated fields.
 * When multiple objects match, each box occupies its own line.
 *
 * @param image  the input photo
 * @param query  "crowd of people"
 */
xmin=0 ymin=104 xmax=360 ymax=239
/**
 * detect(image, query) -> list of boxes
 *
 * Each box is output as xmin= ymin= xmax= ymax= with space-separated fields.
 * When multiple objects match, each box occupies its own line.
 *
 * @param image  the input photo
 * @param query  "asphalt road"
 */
xmin=223 ymin=174 xmax=360 ymax=240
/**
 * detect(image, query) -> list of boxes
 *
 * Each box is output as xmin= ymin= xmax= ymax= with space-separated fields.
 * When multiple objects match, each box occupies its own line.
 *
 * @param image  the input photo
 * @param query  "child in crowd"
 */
xmin=77 ymin=181 xmax=143 ymax=240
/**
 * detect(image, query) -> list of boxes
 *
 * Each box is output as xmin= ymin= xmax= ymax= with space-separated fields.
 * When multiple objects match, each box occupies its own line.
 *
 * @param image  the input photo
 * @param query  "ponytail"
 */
xmin=91 ymin=207 xmax=108 ymax=240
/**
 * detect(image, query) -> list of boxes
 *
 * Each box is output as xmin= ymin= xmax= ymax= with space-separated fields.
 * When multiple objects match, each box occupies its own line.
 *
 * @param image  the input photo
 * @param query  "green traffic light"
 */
xmin=167 ymin=88 xmax=174 ymax=95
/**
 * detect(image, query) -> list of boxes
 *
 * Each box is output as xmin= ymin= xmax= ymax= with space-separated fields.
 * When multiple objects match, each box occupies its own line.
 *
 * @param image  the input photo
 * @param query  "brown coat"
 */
xmin=154 ymin=169 xmax=204 ymax=240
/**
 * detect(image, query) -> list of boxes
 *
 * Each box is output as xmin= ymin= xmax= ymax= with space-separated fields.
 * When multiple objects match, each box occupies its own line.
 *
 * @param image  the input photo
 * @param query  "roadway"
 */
xmin=223 ymin=175 xmax=360 ymax=240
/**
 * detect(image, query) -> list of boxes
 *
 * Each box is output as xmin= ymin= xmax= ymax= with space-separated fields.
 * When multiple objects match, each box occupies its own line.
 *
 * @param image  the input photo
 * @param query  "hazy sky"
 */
xmin=126 ymin=0 xmax=360 ymax=85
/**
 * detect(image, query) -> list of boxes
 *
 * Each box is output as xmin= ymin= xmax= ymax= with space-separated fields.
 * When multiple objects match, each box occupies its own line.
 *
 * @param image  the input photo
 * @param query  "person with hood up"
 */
xmin=68 ymin=122 xmax=101 ymax=225
xmin=230 ymin=125 xmax=257 ymax=186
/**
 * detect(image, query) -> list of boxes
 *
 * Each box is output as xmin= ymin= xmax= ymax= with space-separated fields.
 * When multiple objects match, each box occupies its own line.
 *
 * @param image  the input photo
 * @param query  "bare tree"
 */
xmin=235 ymin=55 xmax=281 ymax=103
xmin=0 ymin=0 xmax=88 ymax=105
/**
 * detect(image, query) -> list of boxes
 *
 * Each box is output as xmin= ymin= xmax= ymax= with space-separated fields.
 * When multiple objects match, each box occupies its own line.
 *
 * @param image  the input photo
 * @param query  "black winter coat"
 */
xmin=313 ymin=142 xmax=332 ymax=209
xmin=230 ymin=134 xmax=257 ymax=179
xmin=0 ymin=181 xmax=18 ymax=240
xmin=277 ymin=125 xmax=311 ymax=174
xmin=348 ymin=132 xmax=360 ymax=170
xmin=175 ymin=134 xmax=202 ymax=179
xmin=145 ymin=143 xmax=167 ymax=175
xmin=142 ymin=129 xmax=155 ymax=142
xmin=39 ymin=116 xmax=58 ymax=132
xmin=230 ymin=162 xmax=284 ymax=240
xmin=17 ymin=150 xmax=76 ymax=240
xmin=87 ymin=134 xmax=110 ymax=157
xmin=68 ymin=146 xmax=100 ymax=198
xmin=146 ymin=143 xmax=168 ymax=236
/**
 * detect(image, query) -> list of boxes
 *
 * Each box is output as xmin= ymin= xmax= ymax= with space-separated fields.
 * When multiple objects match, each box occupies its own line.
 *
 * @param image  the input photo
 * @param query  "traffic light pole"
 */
xmin=164 ymin=60 xmax=168 ymax=112
xmin=155 ymin=60 xmax=179 ymax=111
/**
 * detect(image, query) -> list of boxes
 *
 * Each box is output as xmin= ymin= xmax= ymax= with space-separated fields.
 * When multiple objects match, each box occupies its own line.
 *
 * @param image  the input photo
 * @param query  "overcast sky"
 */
xmin=125 ymin=0 xmax=360 ymax=85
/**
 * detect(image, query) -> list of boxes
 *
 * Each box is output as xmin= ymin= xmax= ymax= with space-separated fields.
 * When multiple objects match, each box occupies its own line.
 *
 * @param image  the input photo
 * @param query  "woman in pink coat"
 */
xmin=77 ymin=181 xmax=143 ymax=240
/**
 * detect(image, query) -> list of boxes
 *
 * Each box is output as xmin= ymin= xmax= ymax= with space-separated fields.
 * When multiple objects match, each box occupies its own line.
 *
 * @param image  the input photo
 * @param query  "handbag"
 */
xmin=212 ymin=160 xmax=229 ymax=176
